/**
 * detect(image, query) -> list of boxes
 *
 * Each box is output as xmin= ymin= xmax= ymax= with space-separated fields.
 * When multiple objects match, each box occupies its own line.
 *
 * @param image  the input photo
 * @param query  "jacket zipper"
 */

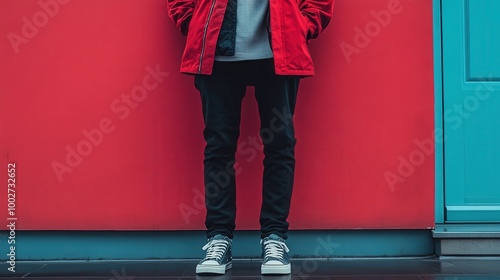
xmin=198 ymin=0 xmax=217 ymax=74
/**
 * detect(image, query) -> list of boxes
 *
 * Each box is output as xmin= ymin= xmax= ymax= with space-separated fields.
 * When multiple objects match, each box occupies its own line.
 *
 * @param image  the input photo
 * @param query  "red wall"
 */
xmin=0 ymin=0 xmax=434 ymax=230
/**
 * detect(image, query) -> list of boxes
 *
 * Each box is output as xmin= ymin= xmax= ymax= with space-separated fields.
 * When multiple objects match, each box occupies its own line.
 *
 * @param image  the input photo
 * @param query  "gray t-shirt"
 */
xmin=215 ymin=1 xmax=274 ymax=61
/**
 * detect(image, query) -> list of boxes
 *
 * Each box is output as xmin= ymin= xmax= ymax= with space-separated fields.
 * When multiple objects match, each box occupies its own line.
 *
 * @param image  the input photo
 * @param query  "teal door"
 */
xmin=442 ymin=0 xmax=500 ymax=222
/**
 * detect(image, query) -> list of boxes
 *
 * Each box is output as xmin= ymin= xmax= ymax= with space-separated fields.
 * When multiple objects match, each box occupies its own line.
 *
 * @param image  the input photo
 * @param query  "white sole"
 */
xmin=261 ymin=263 xmax=291 ymax=275
xmin=196 ymin=261 xmax=232 ymax=275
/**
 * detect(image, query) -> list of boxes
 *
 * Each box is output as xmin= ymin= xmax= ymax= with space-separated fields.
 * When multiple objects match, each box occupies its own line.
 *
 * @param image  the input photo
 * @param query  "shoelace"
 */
xmin=262 ymin=239 xmax=290 ymax=260
xmin=202 ymin=239 xmax=230 ymax=261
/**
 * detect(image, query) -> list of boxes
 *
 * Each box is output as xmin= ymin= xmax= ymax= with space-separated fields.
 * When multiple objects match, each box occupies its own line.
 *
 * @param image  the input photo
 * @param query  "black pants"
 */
xmin=194 ymin=58 xmax=300 ymax=240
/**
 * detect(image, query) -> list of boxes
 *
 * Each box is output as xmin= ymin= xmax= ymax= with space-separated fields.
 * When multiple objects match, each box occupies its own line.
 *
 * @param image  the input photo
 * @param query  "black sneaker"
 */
xmin=260 ymin=234 xmax=291 ymax=274
xmin=196 ymin=234 xmax=232 ymax=274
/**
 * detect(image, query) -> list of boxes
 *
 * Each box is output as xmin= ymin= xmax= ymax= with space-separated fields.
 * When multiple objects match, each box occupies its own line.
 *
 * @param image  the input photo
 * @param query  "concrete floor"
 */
xmin=3 ymin=257 xmax=500 ymax=279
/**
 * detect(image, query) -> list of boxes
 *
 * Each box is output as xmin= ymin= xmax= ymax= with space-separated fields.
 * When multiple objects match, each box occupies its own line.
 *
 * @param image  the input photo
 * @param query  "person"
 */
xmin=167 ymin=0 xmax=334 ymax=275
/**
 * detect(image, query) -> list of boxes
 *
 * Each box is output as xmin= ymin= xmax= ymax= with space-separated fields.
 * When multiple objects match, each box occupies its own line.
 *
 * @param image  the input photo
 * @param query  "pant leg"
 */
xmin=252 ymin=59 xmax=300 ymax=240
xmin=194 ymin=61 xmax=247 ymax=239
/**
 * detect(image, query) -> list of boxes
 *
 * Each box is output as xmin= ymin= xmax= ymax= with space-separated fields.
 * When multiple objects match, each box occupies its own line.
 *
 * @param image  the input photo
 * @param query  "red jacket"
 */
xmin=167 ymin=0 xmax=334 ymax=76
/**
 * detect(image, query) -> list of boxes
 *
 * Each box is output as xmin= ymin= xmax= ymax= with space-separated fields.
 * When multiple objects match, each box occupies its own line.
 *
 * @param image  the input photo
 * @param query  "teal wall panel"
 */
xmin=0 ymin=230 xmax=434 ymax=261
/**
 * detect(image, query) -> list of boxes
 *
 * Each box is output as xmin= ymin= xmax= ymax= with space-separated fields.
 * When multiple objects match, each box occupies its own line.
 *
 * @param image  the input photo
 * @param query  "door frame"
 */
xmin=433 ymin=0 xmax=445 ymax=224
